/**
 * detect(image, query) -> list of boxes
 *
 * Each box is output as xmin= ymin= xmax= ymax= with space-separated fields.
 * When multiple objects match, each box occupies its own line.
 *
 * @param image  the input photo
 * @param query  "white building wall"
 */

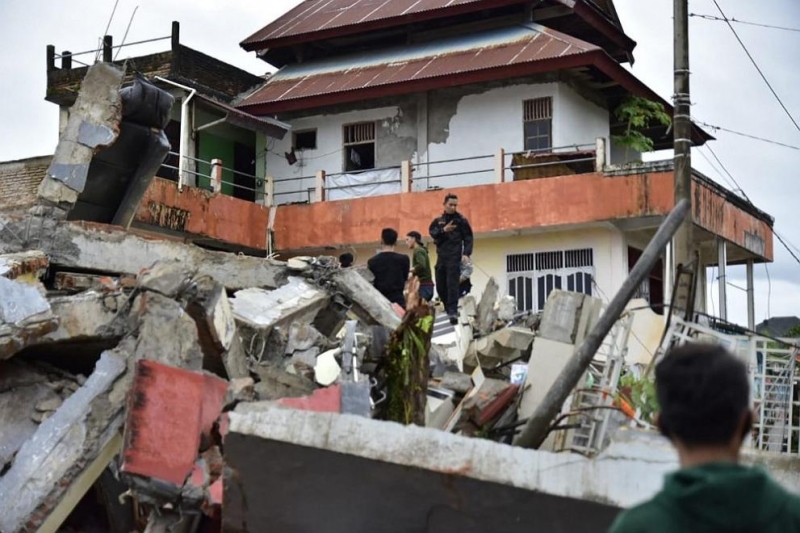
xmin=438 ymin=225 xmax=626 ymax=309
xmin=266 ymin=106 xmax=405 ymax=204
xmin=264 ymin=81 xmax=611 ymax=201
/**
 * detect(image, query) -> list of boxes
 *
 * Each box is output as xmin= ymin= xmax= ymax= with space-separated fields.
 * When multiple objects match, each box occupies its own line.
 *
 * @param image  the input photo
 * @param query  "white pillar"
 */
xmin=746 ymin=259 xmax=755 ymax=330
xmin=717 ymin=238 xmax=727 ymax=320
xmin=494 ymin=147 xmax=505 ymax=184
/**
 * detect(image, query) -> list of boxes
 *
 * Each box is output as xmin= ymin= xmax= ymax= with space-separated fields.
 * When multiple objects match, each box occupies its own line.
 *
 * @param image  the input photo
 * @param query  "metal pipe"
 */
xmin=514 ymin=198 xmax=690 ymax=450
xmin=155 ymin=77 xmax=196 ymax=192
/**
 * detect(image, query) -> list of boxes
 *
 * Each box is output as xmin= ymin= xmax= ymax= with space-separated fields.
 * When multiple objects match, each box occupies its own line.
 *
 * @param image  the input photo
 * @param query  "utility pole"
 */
xmin=671 ymin=0 xmax=697 ymax=316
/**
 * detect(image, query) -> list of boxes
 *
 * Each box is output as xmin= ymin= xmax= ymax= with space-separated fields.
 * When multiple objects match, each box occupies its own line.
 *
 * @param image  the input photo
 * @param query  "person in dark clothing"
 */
xmin=405 ymin=231 xmax=434 ymax=302
xmin=367 ymin=228 xmax=410 ymax=308
xmin=339 ymin=252 xmax=354 ymax=268
xmin=609 ymin=343 xmax=800 ymax=533
xmin=429 ymin=193 xmax=473 ymax=324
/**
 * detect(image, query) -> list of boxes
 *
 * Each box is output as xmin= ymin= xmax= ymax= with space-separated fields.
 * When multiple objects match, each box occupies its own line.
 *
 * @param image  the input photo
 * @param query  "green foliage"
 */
xmin=785 ymin=325 xmax=800 ymax=338
xmin=385 ymin=314 xmax=434 ymax=425
xmin=612 ymin=97 xmax=672 ymax=154
xmin=617 ymin=372 xmax=659 ymax=424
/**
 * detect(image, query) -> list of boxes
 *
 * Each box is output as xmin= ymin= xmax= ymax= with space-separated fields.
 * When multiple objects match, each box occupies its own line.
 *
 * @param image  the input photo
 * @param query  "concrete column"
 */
xmin=102 ymin=35 xmax=113 ymax=63
xmin=210 ymin=159 xmax=223 ymax=193
xmin=494 ymin=148 xmax=505 ymax=184
xmin=401 ymin=160 xmax=412 ymax=193
xmin=314 ymin=170 xmax=326 ymax=203
xmin=746 ymin=259 xmax=755 ymax=330
xmin=61 ymin=51 xmax=72 ymax=70
xmin=265 ymin=176 xmax=275 ymax=208
xmin=717 ymin=238 xmax=727 ymax=321
xmin=595 ymin=137 xmax=606 ymax=172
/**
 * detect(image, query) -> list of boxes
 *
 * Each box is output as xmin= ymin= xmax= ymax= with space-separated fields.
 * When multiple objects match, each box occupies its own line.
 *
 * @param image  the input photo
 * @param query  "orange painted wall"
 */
xmin=135 ymin=178 xmax=269 ymax=250
xmin=133 ymin=172 xmax=773 ymax=262
xmin=273 ymin=172 xmax=675 ymax=251
xmin=692 ymin=180 xmax=773 ymax=260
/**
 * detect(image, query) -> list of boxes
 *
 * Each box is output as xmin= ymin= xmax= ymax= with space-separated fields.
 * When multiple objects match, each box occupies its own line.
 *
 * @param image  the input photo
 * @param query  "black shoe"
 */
xmin=449 ymin=315 xmax=458 ymax=325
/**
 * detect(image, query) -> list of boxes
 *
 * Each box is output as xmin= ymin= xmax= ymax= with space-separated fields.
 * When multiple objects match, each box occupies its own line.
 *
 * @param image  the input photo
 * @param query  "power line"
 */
xmin=694 ymin=146 xmax=743 ymax=195
xmin=764 ymin=264 xmax=772 ymax=320
xmin=711 ymin=1 xmax=800 ymax=133
xmin=695 ymin=121 xmax=800 ymax=151
xmin=690 ymin=13 xmax=800 ymax=33
xmin=704 ymin=144 xmax=748 ymax=200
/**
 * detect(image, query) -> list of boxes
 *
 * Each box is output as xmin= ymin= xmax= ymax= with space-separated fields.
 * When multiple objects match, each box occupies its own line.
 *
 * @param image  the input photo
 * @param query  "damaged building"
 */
xmin=1 ymin=1 xmax=799 ymax=532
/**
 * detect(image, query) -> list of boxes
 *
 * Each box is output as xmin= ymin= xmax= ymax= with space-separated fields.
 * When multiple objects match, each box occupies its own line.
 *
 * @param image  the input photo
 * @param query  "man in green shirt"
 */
xmin=405 ymin=231 xmax=434 ymax=302
xmin=610 ymin=343 xmax=800 ymax=532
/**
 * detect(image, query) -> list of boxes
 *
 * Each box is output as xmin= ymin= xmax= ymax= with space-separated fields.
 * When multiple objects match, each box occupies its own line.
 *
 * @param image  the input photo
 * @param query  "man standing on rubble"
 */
xmin=368 ymin=228 xmax=410 ymax=308
xmin=429 ymin=193 xmax=473 ymax=325
xmin=609 ymin=343 xmax=800 ymax=532
xmin=405 ymin=231 xmax=434 ymax=302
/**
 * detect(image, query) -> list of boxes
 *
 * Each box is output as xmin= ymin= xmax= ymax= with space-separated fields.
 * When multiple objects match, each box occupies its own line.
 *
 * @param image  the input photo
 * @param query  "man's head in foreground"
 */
xmin=655 ymin=343 xmax=752 ymax=466
xmin=381 ymin=228 xmax=398 ymax=248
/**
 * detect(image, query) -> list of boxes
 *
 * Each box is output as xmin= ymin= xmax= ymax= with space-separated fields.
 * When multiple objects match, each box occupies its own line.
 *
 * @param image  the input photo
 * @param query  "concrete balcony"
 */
xmin=133 ymin=148 xmax=773 ymax=267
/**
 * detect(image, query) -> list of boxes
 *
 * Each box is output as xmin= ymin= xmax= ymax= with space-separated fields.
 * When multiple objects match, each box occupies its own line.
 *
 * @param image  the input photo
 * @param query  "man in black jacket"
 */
xmin=367 ymin=228 xmax=410 ymax=308
xmin=429 ymin=193 xmax=473 ymax=324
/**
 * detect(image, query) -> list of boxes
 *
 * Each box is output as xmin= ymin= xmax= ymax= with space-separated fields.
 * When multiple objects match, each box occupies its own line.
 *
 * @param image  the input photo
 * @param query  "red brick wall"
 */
xmin=0 ymin=156 xmax=51 ymax=211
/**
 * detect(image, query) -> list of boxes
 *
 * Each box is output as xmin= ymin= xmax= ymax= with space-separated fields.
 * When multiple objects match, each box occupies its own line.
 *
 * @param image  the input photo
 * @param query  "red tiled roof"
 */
xmin=238 ymin=24 xmax=600 ymax=112
xmin=240 ymin=0 xmax=530 ymax=50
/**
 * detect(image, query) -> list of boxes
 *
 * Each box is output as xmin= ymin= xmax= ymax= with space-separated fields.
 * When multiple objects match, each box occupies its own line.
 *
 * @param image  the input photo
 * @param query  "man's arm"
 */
xmin=411 ymin=248 xmax=425 ymax=277
xmin=429 ymin=217 xmax=444 ymax=244
xmin=402 ymin=255 xmax=411 ymax=280
xmin=461 ymin=216 xmax=474 ymax=257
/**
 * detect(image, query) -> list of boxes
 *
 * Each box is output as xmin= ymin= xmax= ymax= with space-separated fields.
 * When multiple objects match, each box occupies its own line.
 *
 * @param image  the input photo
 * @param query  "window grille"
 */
xmin=343 ymin=122 xmax=375 ymax=145
xmin=507 ymin=247 xmax=594 ymax=312
xmin=524 ymin=97 xmax=552 ymax=121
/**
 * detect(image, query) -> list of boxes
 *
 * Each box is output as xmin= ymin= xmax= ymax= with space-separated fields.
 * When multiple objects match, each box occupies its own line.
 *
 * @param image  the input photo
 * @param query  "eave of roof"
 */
xmin=195 ymin=94 xmax=291 ymax=139
xmin=236 ymin=23 xmax=709 ymax=146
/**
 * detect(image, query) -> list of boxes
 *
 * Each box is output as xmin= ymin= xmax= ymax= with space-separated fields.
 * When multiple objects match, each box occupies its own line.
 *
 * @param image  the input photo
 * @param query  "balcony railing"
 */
xmin=161 ymin=138 xmax=607 ymax=207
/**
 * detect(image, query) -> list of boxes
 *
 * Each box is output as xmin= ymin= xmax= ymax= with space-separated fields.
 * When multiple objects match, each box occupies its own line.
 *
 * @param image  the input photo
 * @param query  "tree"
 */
xmin=612 ymin=97 xmax=672 ymax=160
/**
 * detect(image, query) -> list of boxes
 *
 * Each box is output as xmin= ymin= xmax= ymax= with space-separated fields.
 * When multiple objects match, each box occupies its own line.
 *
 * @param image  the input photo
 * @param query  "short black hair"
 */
xmin=443 ymin=193 xmax=458 ymax=204
xmin=655 ymin=343 xmax=750 ymax=447
xmin=339 ymin=253 xmax=354 ymax=267
xmin=406 ymin=231 xmax=423 ymax=245
xmin=381 ymin=228 xmax=398 ymax=246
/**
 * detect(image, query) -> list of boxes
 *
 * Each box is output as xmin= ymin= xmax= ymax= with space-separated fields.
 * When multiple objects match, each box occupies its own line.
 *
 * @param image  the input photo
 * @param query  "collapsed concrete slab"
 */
xmin=231 ymin=277 xmax=329 ymax=332
xmin=223 ymin=405 xmax=622 ymax=532
xmin=0 ymin=214 xmax=289 ymax=290
xmin=0 ymin=277 xmax=58 ymax=360
xmin=331 ymin=268 xmax=401 ymax=330
xmin=0 ymin=251 xmax=49 ymax=281
xmin=0 ymin=351 xmax=127 ymax=533
xmin=43 ymin=290 xmax=127 ymax=343
xmin=466 ymin=326 xmax=535 ymax=368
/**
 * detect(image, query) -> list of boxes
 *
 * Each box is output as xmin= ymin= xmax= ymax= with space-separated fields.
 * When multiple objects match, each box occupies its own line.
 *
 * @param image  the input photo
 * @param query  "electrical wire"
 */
xmin=704 ymin=144 xmax=749 ymax=201
xmin=711 ymin=0 xmax=800 ymax=133
xmin=694 ymin=146 xmax=742 ymax=195
xmin=690 ymin=13 xmax=800 ymax=33
xmin=695 ymin=121 xmax=800 ymax=151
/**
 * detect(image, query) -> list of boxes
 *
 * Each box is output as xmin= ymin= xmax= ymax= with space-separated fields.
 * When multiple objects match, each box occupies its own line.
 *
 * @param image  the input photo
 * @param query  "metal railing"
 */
xmin=163 ymin=152 xmax=265 ymax=201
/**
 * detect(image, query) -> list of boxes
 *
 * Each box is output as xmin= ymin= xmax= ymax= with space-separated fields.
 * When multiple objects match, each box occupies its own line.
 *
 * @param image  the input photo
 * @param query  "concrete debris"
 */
xmin=314 ymin=348 xmax=341 ymax=386
xmin=0 ymin=277 xmax=58 ymax=360
xmin=0 ymin=251 xmax=49 ymax=281
xmin=0 ymin=351 xmax=127 ymax=533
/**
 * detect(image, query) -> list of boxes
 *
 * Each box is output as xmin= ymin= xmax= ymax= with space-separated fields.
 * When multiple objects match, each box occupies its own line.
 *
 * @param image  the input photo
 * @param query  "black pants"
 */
xmin=435 ymin=260 xmax=460 ymax=316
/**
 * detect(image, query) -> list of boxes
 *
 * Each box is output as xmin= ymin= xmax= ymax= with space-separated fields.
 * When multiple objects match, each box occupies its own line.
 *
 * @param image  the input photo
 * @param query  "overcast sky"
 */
xmin=0 ymin=0 xmax=797 ymax=328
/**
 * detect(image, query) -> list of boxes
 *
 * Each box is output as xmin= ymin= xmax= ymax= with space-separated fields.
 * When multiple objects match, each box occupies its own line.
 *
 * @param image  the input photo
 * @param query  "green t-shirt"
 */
xmin=610 ymin=462 xmax=800 ymax=533
xmin=412 ymin=246 xmax=433 ymax=284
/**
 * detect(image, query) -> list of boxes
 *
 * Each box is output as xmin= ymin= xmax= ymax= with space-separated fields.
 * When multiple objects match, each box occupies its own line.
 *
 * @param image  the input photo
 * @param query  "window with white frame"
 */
xmin=343 ymin=122 xmax=376 ymax=171
xmin=507 ymin=248 xmax=594 ymax=312
xmin=523 ymin=97 xmax=553 ymax=152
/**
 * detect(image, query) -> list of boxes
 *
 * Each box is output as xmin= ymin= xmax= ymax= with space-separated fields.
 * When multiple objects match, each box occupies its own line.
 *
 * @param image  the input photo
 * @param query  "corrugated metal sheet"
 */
xmin=238 ymin=24 xmax=598 ymax=108
xmin=242 ymin=0 xmax=514 ymax=48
